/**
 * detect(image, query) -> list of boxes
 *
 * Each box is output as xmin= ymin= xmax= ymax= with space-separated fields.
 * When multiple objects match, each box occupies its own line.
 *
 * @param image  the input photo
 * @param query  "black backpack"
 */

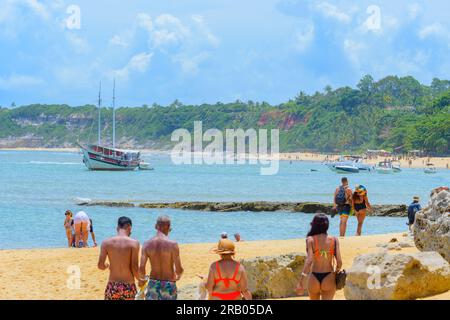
xmin=335 ymin=186 xmax=347 ymax=205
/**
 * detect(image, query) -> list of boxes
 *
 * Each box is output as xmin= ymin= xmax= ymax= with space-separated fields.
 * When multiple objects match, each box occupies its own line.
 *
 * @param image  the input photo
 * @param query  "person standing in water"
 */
xmin=63 ymin=210 xmax=74 ymax=248
xmin=352 ymin=185 xmax=372 ymax=236
xmin=205 ymin=238 xmax=252 ymax=300
xmin=73 ymin=211 xmax=90 ymax=247
xmin=98 ymin=216 xmax=140 ymax=300
xmin=139 ymin=215 xmax=184 ymax=300
xmin=296 ymin=214 xmax=342 ymax=300
xmin=333 ymin=177 xmax=353 ymax=237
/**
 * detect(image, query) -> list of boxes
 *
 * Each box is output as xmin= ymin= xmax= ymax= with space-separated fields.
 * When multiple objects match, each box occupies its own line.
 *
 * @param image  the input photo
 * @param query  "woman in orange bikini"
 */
xmin=205 ymin=239 xmax=252 ymax=300
xmin=296 ymin=213 xmax=342 ymax=300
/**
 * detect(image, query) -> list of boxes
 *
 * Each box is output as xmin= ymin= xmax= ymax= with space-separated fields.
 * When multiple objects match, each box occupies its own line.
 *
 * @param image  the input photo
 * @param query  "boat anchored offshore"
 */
xmin=79 ymin=81 xmax=148 ymax=171
xmin=375 ymin=160 xmax=399 ymax=174
xmin=424 ymin=163 xmax=437 ymax=174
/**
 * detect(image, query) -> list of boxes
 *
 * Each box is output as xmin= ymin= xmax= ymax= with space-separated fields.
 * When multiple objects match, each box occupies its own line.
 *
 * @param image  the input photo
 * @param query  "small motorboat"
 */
xmin=139 ymin=161 xmax=154 ymax=170
xmin=392 ymin=162 xmax=402 ymax=172
xmin=375 ymin=161 xmax=395 ymax=174
xmin=424 ymin=163 xmax=437 ymax=174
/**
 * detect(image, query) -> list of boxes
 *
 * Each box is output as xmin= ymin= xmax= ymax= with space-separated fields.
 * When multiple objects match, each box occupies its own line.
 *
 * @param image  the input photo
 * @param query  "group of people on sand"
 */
xmin=92 ymin=213 xmax=344 ymax=301
xmin=333 ymin=177 xmax=372 ymax=237
xmin=64 ymin=210 xmax=97 ymax=248
xmin=96 ymin=215 xmax=252 ymax=301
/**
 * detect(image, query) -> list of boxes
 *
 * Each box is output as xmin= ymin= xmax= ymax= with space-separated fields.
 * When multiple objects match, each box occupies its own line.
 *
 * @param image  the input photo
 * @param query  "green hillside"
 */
xmin=1 ymin=75 xmax=449 ymax=155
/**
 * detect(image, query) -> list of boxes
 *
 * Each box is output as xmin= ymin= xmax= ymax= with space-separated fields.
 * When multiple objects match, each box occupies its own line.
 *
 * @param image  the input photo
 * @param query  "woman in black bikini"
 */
xmin=352 ymin=185 xmax=371 ymax=236
xmin=296 ymin=214 xmax=342 ymax=300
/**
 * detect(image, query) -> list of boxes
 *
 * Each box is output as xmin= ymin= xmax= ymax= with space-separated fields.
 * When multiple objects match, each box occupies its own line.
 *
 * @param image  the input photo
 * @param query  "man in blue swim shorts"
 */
xmin=333 ymin=177 xmax=353 ymax=237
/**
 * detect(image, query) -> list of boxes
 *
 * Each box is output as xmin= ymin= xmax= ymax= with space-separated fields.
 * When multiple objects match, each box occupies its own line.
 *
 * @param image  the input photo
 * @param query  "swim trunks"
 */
xmin=104 ymin=281 xmax=137 ymax=300
xmin=337 ymin=204 xmax=351 ymax=217
xmin=145 ymin=279 xmax=177 ymax=300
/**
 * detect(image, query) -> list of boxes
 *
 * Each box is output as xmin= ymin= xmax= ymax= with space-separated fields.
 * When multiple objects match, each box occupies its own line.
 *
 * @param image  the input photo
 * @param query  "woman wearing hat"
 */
xmin=205 ymin=239 xmax=252 ymax=300
xmin=352 ymin=185 xmax=371 ymax=236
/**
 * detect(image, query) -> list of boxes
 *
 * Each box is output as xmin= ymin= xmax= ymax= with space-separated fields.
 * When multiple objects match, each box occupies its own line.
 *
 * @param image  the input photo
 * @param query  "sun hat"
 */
xmin=355 ymin=185 xmax=367 ymax=195
xmin=211 ymin=239 xmax=235 ymax=255
xmin=413 ymin=196 xmax=420 ymax=201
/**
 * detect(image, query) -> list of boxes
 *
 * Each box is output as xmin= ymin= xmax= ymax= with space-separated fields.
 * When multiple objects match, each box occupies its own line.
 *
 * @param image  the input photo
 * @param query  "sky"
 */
xmin=1 ymin=0 xmax=450 ymax=107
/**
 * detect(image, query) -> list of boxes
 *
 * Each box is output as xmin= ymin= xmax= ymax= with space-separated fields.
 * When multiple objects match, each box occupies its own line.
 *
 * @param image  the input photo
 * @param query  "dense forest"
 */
xmin=0 ymin=75 xmax=449 ymax=155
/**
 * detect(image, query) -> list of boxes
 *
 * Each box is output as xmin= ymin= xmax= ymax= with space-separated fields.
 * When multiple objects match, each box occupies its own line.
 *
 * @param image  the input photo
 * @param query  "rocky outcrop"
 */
xmin=76 ymin=199 xmax=407 ymax=217
xmin=414 ymin=188 xmax=450 ymax=262
xmin=241 ymin=253 xmax=306 ymax=299
xmin=344 ymin=251 xmax=450 ymax=300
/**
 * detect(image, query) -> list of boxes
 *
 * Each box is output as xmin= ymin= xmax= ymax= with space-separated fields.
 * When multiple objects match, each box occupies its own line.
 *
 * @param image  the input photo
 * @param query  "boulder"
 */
xmin=241 ymin=253 xmax=307 ymax=299
xmin=344 ymin=251 xmax=450 ymax=300
xmin=414 ymin=189 xmax=450 ymax=262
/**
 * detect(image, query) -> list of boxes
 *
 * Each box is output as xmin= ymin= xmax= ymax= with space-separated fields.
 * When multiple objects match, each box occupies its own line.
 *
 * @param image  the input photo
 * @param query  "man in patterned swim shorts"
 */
xmin=138 ymin=215 xmax=184 ymax=300
xmin=98 ymin=216 xmax=140 ymax=300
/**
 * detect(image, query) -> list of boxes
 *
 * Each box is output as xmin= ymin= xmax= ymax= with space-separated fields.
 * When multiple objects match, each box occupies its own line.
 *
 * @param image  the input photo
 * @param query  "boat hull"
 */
xmin=335 ymin=165 xmax=359 ymax=173
xmin=81 ymin=147 xmax=139 ymax=171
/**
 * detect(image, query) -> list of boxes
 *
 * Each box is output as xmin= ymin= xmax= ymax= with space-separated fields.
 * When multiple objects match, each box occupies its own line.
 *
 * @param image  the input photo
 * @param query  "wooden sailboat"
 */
xmin=79 ymin=81 xmax=142 ymax=171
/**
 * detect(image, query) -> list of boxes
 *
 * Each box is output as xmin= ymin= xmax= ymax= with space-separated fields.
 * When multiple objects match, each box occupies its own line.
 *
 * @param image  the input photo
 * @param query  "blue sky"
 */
xmin=1 ymin=0 xmax=450 ymax=107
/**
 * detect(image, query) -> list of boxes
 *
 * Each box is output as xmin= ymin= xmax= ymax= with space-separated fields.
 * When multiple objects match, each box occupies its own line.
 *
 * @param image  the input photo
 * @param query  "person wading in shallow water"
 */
xmin=296 ymin=214 xmax=343 ymax=300
xmin=352 ymin=185 xmax=372 ymax=236
xmin=333 ymin=177 xmax=353 ymax=237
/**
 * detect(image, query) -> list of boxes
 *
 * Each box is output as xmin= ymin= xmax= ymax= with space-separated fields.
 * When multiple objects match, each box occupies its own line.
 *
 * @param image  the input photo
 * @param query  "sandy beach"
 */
xmin=0 ymin=232 xmax=448 ymax=300
xmin=1 ymin=148 xmax=449 ymax=169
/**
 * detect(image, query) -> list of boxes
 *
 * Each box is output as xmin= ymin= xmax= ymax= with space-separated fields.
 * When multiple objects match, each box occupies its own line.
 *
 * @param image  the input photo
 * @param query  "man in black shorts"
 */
xmin=333 ymin=177 xmax=353 ymax=237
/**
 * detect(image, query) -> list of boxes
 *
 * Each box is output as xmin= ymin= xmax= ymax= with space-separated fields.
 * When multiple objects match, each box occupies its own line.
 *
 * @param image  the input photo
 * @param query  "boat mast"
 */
xmin=112 ymin=79 xmax=116 ymax=149
xmin=98 ymin=82 xmax=102 ymax=146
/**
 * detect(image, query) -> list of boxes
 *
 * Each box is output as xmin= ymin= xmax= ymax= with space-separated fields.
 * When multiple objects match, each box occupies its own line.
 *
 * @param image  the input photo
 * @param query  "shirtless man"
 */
xmin=138 ymin=215 xmax=184 ymax=300
xmin=98 ymin=216 xmax=140 ymax=300
xmin=333 ymin=177 xmax=353 ymax=237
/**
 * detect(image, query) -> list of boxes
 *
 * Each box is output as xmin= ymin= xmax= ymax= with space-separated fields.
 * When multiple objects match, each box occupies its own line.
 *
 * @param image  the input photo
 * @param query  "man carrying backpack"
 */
xmin=333 ymin=177 xmax=353 ymax=237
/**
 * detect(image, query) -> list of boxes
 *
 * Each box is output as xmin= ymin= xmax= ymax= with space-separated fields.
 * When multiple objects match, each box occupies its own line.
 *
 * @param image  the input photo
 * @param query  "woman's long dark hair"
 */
xmin=307 ymin=213 xmax=329 ymax=237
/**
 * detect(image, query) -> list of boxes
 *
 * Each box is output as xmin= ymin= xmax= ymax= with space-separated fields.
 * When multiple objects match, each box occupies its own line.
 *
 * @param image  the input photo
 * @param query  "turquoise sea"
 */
xmin=0 ymin=150 xmax=448 ymax=249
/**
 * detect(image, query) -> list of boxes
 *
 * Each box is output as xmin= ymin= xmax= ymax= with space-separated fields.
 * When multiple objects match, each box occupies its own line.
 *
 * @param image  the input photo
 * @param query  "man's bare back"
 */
xmin=140 ymin=234 xmax=181 ymax=281
xmin=98 ymin=235 xmax=140 ymax=284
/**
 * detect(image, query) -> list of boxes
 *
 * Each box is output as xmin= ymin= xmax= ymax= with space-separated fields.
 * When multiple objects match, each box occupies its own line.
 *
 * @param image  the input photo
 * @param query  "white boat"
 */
xmin=375 ymin=161 xmax=398 ymax=174
xmin=392 ymin=161 xmax=402 ymax=172
xmin=324 ymin=155 xmax=369 ymax=173
xmin=424 ymin=163 xmax=437 ymax=174
xmin=79 ymin=81 xmax=145 ymax=171
xmin=138 ymin=161 xmax=154 ymax=170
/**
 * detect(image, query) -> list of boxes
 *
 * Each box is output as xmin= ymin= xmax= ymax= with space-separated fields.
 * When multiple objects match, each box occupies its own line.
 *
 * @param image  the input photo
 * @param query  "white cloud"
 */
xmin=173 ymin=51 xmax=209 ymax=75
xmin=419 ymin=23 xmax=447 ymax=39
xmin=0 ymin=74 xmax=44 ymax=89
xmin=293 ymin=23 xmax=314 ymax=52
xmin=137 ymin=13 xmax=153 ymax=32
xmin=315 ymin=2 xmax=351 ymax=23
xmin=25 ymin=0 xmax=50 ymax=20
xmin=151 ymin=14 xmax=191 ymax=48
xmin=191 ymin=14 xmax=220 ymax=48
xmin=113 ymin=52 xmax=153 ymax=80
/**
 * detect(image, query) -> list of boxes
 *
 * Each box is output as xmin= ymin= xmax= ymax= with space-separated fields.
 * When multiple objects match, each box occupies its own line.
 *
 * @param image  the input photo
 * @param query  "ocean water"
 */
xmin=0 ymin=150 xmax=448 ymax=249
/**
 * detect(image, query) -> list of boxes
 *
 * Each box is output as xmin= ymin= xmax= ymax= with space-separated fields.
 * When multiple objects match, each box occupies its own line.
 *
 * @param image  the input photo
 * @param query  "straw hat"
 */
xmin=211 ymin=239 xmax=235 ymax=255
xmin=413 ymin=196 xmax=420 ymax=201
